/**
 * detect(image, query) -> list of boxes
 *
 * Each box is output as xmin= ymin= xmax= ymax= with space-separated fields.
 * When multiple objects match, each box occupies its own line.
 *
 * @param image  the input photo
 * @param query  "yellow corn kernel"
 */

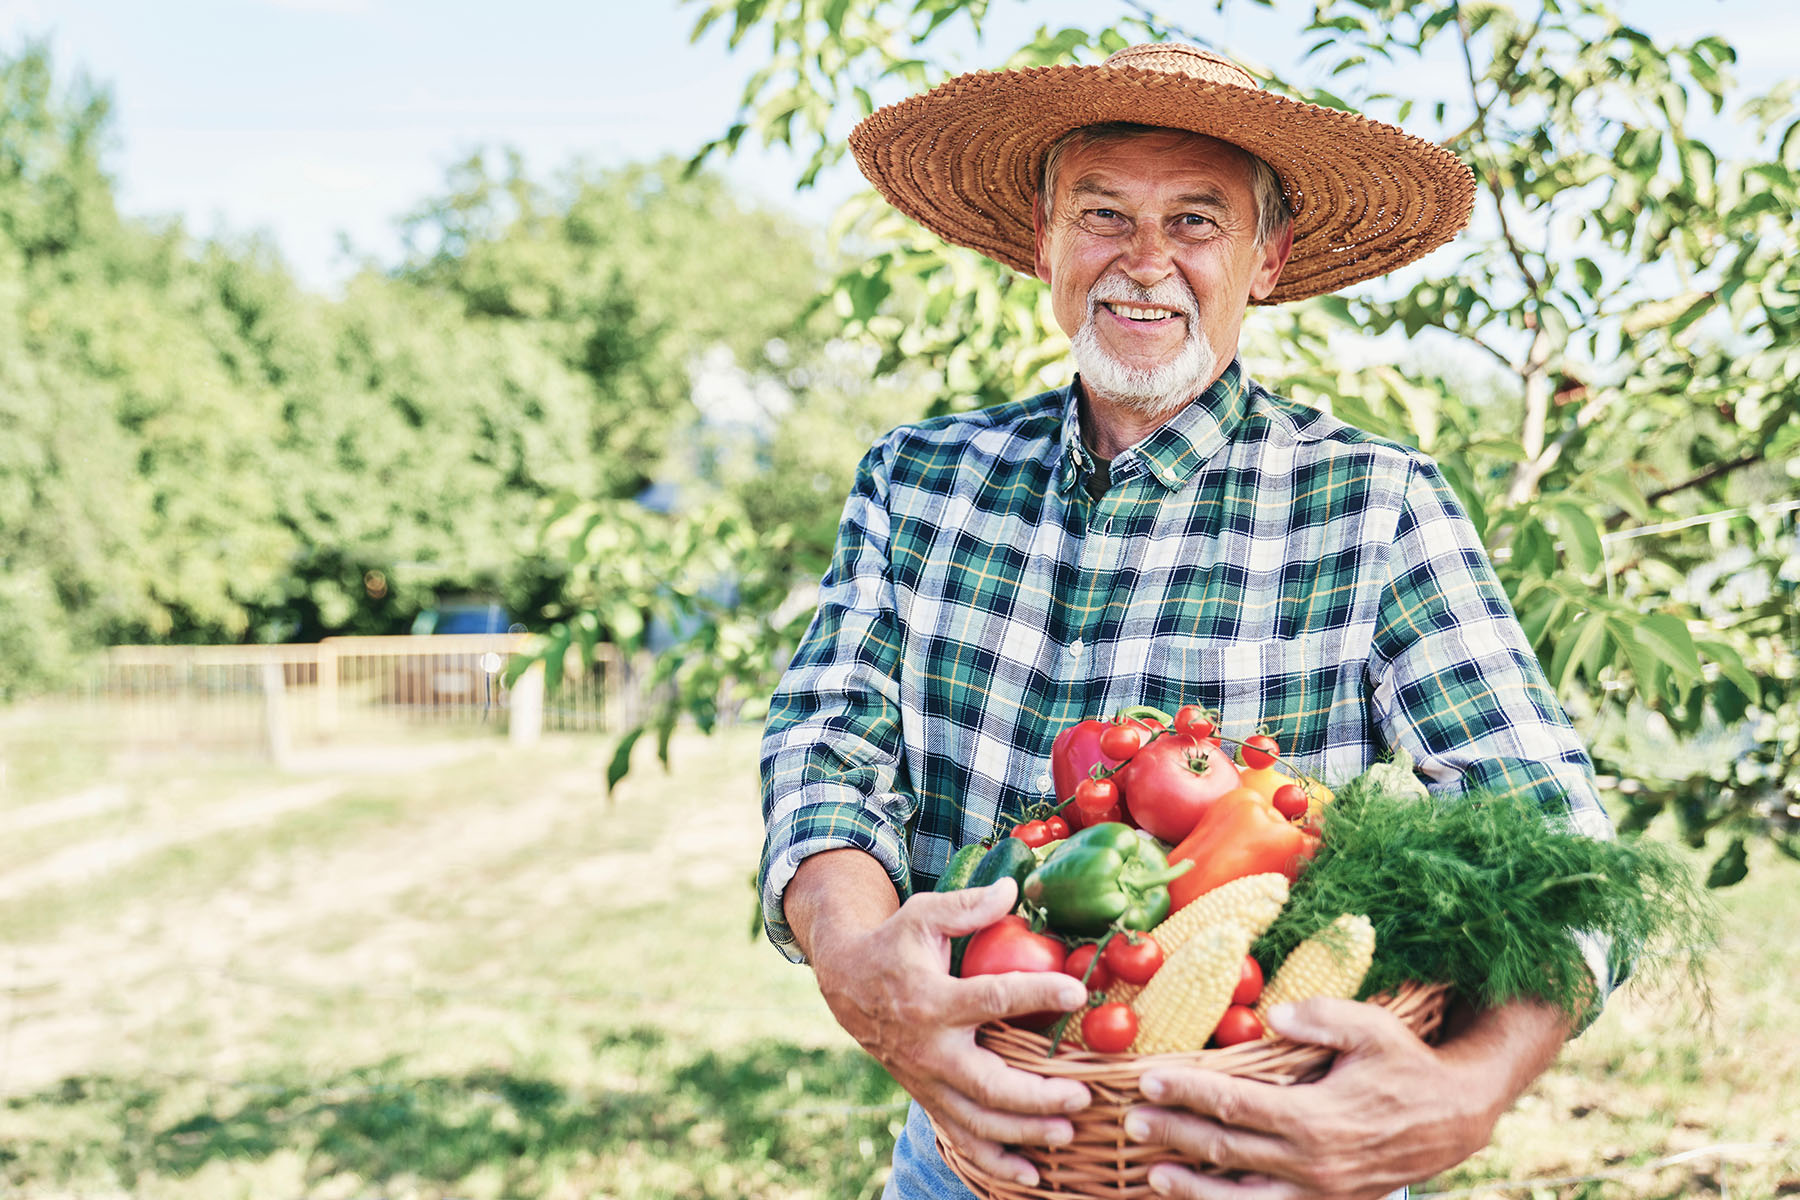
xmin=1130 ymin=923 xmax=1253 ymax=1054
xmin=1254 ymin=913 xmax=1376 ymax=1023
xmin=1103 ymin=980 xmax=1142 ymax=1010
xmin=1148 ymin=872 xmax=1290 ymax=956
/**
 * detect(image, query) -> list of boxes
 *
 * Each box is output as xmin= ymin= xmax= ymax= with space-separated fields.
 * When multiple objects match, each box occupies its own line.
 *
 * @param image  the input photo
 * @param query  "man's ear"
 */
xmin=1248 ymin=222 xmax=1295 ymax=302
xmin=1032 ymin=193 xmax=1052 ymax=283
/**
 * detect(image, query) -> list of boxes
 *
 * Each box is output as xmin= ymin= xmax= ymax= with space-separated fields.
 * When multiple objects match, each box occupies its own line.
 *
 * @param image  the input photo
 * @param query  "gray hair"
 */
xmin=1037 ymin=122 xmax=1293 ymax=248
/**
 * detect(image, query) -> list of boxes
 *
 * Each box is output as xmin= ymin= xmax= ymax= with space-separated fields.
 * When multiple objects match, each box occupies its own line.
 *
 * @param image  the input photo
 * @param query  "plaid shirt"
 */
xmin=759 ymin=360 xmax=1611 ymax=963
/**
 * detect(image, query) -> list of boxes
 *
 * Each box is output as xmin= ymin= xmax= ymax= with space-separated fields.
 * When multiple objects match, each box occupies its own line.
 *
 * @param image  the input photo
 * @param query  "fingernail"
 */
xmin=1061 ymin=986 xmax=1087 ymax=1009
xmin=1139 ymin=1073 xmax=1166 ymax=1100
xmin=1013 ymin=1165 xmax=1039 ymax=1186
xmin=1265 ymin=1002 xmax=1296 ymax=1030
xmin=1124 ymin=1111 xmax=1151 ymax=1141
xmin=1046 ymin=1122 xmax=1072 ymax=1146
xmin=1147 ymin=1165 xmax=1173 ymax=1194
xmin=1062 ymin=1089 xmax=1090 ymax=1113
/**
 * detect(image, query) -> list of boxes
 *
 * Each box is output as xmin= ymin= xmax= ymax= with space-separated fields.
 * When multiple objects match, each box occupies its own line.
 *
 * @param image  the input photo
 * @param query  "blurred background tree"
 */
xmin=0 ymin=42 xmax=827 ymax=691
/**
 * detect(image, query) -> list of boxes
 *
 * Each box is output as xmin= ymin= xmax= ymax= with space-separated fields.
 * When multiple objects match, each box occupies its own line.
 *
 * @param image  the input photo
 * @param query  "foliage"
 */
xmin=0 ymin=41 xmax=825 ymax=692
xmin=636 ymin=0 xmax=1799 ymax=881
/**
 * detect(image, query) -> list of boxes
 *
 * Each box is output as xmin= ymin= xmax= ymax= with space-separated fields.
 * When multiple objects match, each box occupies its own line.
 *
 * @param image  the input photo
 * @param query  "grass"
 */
xmin=1 ymin=712 xmax=1796 ymax=1198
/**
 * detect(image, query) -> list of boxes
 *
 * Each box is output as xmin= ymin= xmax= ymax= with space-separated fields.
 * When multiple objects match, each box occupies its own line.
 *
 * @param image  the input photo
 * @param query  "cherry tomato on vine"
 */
xmin=1241 ymin=733 xmax=1281 ymax=770
xmin=1081 ymin=1002 xmax=1139 ymax=1053
xmin=1212 ymin=1005 xmax=1264 ymax=1047
xmin=1101 ymin=933 xmax=1164 ymax=985
xmin=1173 ymin=704 xmax=1217 ymax=742
xmin=1072 ymin=776 xmax=1120 ymax=818
xmin=1010 ymin=820 xmax=1051 ymax=848
xmin=1230 ymin=955 xmax=1263 ymax=1007
xmin=1061 ymin=943 xmax=1115 ymax=991
xmin=1043 ymin=814 xmax=1070 ymax=841
xmin=1098 ymin=722 xmax=1147 ymax=760
xmin=1271 ymin=783 xmax=1309 ymax=821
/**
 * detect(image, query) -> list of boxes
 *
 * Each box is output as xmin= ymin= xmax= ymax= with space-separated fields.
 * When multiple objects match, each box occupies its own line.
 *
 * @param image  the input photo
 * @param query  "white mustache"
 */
xmin=1086 ymin=275 xmax=1198 ymax=321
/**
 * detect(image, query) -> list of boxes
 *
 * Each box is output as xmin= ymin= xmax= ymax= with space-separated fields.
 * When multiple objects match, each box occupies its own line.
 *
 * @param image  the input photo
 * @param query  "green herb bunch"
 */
xmin=1252 ymin=773 xmax=1717 ymax=1024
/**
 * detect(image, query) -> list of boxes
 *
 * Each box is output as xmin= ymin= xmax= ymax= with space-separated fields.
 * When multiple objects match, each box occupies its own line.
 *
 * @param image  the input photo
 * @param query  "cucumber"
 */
xmin=949 ymin=837 xmax=1041 ymax=976
xmin=968 ymin=836 xmax=1039 ymax=897
xmin=935 ymin=842 xmax=987 ymax=892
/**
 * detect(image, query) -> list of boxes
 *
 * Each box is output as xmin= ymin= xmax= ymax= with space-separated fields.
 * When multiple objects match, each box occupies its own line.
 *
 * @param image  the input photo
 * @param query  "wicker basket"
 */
xmin=936 ymin=981 xmax=1451 ymax=1198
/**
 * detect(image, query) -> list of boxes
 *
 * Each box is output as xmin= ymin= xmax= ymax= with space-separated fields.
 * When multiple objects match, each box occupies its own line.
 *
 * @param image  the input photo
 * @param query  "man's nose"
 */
xmin=1119 ymin=223 xmax=1178 ymax=286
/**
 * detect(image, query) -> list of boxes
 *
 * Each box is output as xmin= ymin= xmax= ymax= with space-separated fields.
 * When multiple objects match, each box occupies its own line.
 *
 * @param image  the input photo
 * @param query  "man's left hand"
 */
xmin=1121 ymin=995 xmax=1569 ymax=1199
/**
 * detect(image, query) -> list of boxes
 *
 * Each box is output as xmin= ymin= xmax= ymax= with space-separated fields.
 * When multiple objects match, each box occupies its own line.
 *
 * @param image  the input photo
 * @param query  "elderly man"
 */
xmin=759 ymin=43 xmax=1613 ymax=1200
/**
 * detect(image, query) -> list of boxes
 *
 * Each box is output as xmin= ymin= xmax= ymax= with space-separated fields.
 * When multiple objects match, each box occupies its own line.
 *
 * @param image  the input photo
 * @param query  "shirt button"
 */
xmin=1036 ymin=773 xmax=1053 ymax=791
xmin=1068 ymin=639 xmax=1084 ymax=659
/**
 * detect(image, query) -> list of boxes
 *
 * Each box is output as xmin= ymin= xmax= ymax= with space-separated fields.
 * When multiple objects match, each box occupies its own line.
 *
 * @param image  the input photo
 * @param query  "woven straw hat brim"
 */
xmin=849 ymin=61 xmax=1476 ymax=304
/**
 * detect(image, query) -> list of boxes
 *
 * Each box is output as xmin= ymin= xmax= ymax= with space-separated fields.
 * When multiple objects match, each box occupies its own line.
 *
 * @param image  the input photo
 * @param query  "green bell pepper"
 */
xmin=1021 ymin=822 xmax=1191 ymax=936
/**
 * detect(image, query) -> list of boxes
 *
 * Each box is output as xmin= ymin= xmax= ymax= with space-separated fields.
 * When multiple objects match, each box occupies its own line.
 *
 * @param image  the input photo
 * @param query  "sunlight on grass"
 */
xmin=2 ymin=716 xmax=1795 ymax=1198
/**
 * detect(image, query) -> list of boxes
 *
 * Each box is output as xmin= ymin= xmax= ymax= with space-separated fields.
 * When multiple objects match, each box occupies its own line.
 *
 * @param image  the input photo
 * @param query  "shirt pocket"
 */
xmin=1150 ymin=631 xmax=1369 ymax=765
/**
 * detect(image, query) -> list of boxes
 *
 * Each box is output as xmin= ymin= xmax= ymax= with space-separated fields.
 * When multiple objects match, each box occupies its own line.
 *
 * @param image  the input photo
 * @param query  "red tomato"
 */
xmin=1271 ymin=783 xmax=1309 ymax=821
xmin=959 ymin=915 xmax=1069 ymax=1029
xmin=1101 ymin=933 xmax=1164 ymax=985
xmin=1098 ymin=722 xmax=1147 ymax=760
xmin=1112 ymin=732 xmax=1242 ymax=843
xmin=1081 ymin=1003 xmax=1139 ymax=1053
xmin=1173 ymin=704 xmax=1218 ymax=742
xmin=1231 ymin=955 xmax=1263 ymax=1007
xmin=1043 ymin=814 xmax=1070 ymax=841
xmin=1072 ymin=776 xmax=1119 ymax=818
xmin=1061 ymin=943 xmax=1116 ymax=992
xmin=1010 ymin=820 xmax=1051 ymax=847
xmin=1211 ymin=1004 xmax=1265 ymax=1047
xmin=1241 ymin=733 xmax=1281 ymax=770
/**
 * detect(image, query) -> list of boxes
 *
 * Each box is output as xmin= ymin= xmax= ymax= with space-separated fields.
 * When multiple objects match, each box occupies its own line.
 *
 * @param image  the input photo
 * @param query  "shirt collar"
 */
xmin=1057 ymin=359 xmax=1251 ymax=495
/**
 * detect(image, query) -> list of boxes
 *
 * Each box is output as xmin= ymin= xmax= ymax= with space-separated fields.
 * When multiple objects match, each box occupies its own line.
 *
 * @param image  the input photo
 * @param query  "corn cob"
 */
xmin=1254 ymin=913 xmax=1376 ymax=1023
xmin=1130 ymin=922 xmax=1253 ymax=1053
xmin=1148 ymin=872 xmax=1290 ymax=956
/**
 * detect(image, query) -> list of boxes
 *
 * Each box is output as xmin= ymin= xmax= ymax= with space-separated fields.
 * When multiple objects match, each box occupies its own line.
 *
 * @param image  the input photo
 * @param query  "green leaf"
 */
xmin=1694 ymin=638 xmax=1763 ymax=706
xmin=1636 ymin=612 xmax=1704 ymax=685
xmin=1550 ymin=609 xmax=1607 ymax=693
xmin=1705 ymin=837 xmax=1749 ymax=889
xmin=1549 ymin=501 xmax=1605 ymax=576
xmin=606 ymin=724 xmax=647 ymax=797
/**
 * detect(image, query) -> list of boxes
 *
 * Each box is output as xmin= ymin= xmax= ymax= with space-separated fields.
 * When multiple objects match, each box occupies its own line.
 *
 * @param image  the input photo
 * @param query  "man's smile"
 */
xmin=1101 ymin=302 xmax=1185 ymax=324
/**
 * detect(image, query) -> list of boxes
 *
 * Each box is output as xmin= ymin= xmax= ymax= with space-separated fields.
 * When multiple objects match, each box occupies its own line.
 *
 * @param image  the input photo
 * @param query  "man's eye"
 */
xmin=1080 ymin=208 xmax=1128 ymax=230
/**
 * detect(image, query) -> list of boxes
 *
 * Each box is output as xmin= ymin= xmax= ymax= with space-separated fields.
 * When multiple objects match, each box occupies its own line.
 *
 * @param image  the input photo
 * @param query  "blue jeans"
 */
xmin=882 ymin=1100 xmax=1410 ymax=1199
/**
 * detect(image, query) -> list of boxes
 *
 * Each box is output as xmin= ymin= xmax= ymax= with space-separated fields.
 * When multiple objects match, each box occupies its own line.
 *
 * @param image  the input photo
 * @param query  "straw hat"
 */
xmin=847 ymin=42 xmax=1476 ymax=303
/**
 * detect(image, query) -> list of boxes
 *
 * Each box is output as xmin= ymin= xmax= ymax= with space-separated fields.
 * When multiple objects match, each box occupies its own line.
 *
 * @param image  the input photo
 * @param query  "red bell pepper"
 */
xmin=1166 ymin=786 xmax=1320 ymax=912
xmin=1050 ymin=710 xmax=1165 ymax=830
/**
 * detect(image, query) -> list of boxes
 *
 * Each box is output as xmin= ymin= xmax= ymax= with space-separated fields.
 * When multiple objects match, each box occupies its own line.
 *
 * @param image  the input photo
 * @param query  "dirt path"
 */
xmin=0 ymin=733 xmax=765 ymax=1095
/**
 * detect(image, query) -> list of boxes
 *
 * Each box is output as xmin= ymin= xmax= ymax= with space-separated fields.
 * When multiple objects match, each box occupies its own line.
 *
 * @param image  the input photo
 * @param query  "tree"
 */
xmin=556 ymin=0 xmax=1798 ymax=873
xmin=0 ymin=41 xmax=833 ymax=683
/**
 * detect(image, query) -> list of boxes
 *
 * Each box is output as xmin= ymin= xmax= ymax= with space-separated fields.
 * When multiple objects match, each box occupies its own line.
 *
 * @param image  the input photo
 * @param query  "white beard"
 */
xmin=1069 ymin=275 xmax=1216 ymax=420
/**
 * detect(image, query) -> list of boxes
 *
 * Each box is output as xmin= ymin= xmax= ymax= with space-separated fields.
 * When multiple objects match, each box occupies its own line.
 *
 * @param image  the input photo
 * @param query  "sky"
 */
xmin=1 ymin=0 xmax=1791 ymax=293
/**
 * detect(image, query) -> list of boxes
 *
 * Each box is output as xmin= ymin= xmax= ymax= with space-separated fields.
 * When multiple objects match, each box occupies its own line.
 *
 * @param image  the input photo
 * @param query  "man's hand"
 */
xmin=787 ymin=852 xmax=1091 ymax=1187
xmin=1119 ymin=995 xmax=1572 ymax=1199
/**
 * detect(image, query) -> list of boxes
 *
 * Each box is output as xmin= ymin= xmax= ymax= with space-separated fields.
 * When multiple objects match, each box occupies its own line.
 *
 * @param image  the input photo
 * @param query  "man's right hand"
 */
xmin=793 ymin=859 xmax=1092 ymax=1188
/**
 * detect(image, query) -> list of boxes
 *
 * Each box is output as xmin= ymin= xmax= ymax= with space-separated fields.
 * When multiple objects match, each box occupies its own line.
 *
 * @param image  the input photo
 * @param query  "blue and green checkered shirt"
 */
xmin=759 ymin=361 xmax=1610 ymax=963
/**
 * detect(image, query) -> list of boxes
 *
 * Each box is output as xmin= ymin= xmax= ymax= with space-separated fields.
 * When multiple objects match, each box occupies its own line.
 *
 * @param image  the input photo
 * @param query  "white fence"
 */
xmin=83 ymin=636 xmax=631 ymax=754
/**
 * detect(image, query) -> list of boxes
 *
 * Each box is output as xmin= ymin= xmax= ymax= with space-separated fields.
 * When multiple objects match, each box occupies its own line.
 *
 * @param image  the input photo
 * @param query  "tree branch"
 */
xmin=1603 ymin=452 xmax=1768 ymax=530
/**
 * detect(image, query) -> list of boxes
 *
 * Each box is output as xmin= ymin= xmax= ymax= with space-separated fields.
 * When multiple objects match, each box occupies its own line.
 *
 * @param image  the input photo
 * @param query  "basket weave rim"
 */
xmin=847 ymin=42 xmax=1476 ymax=304
xmin=936 ymin=981 xmax=1452 ymax=1199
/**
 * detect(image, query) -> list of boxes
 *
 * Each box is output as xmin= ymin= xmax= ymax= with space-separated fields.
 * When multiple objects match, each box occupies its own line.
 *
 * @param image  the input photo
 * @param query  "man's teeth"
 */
xmin=1108 ymin=304 xmax=1179 ymax=321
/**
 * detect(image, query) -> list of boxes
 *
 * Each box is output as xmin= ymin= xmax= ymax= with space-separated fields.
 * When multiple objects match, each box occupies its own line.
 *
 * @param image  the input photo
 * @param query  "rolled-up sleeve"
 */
xmin=758 ymin=439 xmax=920 ymax=962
